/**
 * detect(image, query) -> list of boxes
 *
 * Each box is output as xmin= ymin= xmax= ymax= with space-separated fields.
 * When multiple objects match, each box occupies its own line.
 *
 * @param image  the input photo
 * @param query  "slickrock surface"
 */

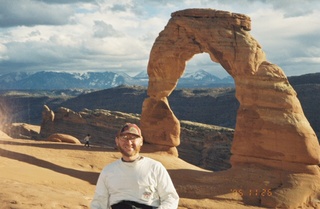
xmin=0 ymin=130 xmax=11 ymax=139
xmin=0 ymin=136 xmax=274 ymax=209
xmin=1 ymin=136 xmax=319 ymax=209
xmin=140 ymin=8 xmax=320 ymax=208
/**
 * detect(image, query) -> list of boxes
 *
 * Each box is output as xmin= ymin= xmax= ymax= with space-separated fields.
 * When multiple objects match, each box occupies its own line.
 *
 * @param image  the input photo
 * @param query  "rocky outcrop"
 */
xmin=39 ymin=105 xmax=234 ymax=171
xmin=2 ymin=123 xmax=40 ymax=139
xmin=40 ymin=106 xmax=141 ymax=148
xmin=0 ymin=130 xmax=11 ymax=139
xmin=140 ymin=8 xmax=320 ymax=208
xmin=179 ymin=120 xmax=234 ymax=171
xmin=46 ymin=133 xmax=81 ymax=144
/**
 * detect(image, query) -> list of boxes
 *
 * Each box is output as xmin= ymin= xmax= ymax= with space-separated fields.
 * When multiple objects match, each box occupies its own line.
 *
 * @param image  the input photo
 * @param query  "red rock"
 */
xmin=47 ymin=133 xmax=81 ymax=144
xmin=140 ymin=8 xmax=320 ymax=208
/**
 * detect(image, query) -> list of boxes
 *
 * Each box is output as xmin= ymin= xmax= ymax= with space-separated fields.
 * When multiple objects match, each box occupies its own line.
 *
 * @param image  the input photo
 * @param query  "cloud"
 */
xmin=0 ymin=43 xmax=8 ymax=61
xmin=0 ymin=0 xmax=319 ymax=77
xmin=111 ymin=3 xmax=128 ymax=12
xmin=0 ymin=0 xmax=74 ymax=27
xmin=34 ymin=0 xmax=96 ymax=4
xmin=261 ymin=0 xmax=320 ymax=18
xmin=93 ymin=20 xmax=122 ymax=38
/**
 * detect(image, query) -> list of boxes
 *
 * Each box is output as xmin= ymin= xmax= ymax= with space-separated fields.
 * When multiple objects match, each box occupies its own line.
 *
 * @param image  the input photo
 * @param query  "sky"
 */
xmin=0 ymin=0 xmax=319 ymax=78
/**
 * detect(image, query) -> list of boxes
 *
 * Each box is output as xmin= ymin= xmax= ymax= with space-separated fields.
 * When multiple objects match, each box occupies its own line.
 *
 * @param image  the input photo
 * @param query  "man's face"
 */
xmin=116 ymin=134 xmax=143 ymax=159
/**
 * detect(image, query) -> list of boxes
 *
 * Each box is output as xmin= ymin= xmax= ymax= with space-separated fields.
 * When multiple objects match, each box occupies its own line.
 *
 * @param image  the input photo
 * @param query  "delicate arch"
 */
xmin=140 ymin=8 xmax=319 ymax=173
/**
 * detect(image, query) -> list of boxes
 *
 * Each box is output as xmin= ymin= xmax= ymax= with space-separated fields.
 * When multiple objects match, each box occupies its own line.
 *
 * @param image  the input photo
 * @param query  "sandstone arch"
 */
xmin=140 ymin=8 xmax=320 ymax=208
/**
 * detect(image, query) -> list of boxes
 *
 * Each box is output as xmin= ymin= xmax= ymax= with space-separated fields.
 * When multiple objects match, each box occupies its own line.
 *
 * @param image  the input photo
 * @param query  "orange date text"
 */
xmin=230 ymin=189 xmax=273 ymax=197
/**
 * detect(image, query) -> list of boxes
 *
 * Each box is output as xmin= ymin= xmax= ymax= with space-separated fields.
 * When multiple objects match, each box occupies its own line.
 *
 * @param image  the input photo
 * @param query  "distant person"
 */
xmin=91 ymin=123 xmax=179 ymax=209
xmin=84 ymin=134 xmax=91 ymax=148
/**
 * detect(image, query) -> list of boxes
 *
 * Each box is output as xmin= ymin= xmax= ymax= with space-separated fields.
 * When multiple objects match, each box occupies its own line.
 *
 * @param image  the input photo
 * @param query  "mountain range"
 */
xmin=0 ymin=72 xmax=319 ymax=139
xmin=0 ymin=70 xmax=234 ymax=90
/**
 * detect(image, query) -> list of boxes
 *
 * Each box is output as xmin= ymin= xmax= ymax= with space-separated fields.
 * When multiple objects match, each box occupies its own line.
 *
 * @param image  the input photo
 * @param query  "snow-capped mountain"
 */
xmin=177 ymin=69 xmax=233 ymax=88
xmin=133 ymin=71 xmax=148 ymax=79
xmin=0 ymin=70 xmax=234 ymax=90
xmin=182 ymin=69 xmax=219 ymax=80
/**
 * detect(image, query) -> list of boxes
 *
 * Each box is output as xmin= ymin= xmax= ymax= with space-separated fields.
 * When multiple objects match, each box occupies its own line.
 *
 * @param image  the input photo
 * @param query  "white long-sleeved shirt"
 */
xmin=91 ymin=156 xmax=179 ymax=209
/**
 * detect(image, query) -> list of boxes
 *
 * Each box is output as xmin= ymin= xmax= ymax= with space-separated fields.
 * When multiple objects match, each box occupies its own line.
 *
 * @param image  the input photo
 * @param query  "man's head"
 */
xmin=115 ymin=123 xmax=143 ymax=161
xmin=118 ymin=123 xmax=142 ymax=138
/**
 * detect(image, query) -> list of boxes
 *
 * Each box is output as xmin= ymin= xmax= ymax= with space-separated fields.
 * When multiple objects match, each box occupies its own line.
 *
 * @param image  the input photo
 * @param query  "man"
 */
xmin=91 ymin=123 xmax=179 ymax=209
xmin=84 ymin=134 xmax=91 ymax=148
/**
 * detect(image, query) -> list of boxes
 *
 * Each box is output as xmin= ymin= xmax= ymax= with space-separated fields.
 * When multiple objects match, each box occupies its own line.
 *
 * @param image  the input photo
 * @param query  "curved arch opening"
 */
xmin=184 ymin=53 xmax=229 ymax=80
xmin=166 ymin=53 xmax=238 ymax=171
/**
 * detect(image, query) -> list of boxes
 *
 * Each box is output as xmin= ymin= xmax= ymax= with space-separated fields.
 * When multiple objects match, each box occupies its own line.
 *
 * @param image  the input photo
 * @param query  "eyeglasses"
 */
xmin=118 ymin=135 xmax=140 ymax=142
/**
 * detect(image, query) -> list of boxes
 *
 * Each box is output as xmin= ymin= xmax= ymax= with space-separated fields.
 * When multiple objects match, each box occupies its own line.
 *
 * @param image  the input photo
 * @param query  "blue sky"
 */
xmin=0 ymin=0 xmax=319 ymax=78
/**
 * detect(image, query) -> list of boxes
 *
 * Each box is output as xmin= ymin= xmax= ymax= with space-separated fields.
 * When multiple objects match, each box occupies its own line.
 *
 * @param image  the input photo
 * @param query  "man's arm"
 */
xmin=156 ymin=164 xmax=179 ymax=209
xmin=91 ymin=171 xmax=110 ymax=209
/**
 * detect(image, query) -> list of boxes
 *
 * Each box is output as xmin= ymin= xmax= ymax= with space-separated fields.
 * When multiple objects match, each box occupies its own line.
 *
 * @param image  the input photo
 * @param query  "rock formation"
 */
xmin=46 ymin=133 xmax=81 ymax=144
xmin=140 ymin=8 xmax=320 ymax=208
xmin=0 ymin=130 xmax=11 ymax=139
xmin=40 ymin=106 xmax=141 ymax=148
xmin=2 ymin=123 xmax=40 ymax=139
xmin=39 ymin=105 xmax=234 ymax=171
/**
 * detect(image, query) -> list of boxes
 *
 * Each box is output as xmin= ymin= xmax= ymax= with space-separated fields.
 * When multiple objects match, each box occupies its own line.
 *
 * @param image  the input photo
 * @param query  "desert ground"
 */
xmin=1 ymin=128 xmax=274 ymax=209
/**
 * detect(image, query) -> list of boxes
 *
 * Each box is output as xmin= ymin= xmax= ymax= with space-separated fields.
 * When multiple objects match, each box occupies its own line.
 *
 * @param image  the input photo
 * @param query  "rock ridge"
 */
xmin=39 ymin=105 xmax=234 ymax=171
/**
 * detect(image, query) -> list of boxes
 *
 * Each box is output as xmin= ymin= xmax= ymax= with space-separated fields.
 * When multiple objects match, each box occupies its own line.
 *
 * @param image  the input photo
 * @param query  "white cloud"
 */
xmin=0 ymin=0 xmax=319 ymax=77
xmin=0 ymin=43 xmax=9 ymax=61
xmin=248 ymin=7 xmax=320 ymax=75
xmin=0 ymin=0 xmax=74 ymax=27
xmin=93 ymin=20 xmax=122 ymax=38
